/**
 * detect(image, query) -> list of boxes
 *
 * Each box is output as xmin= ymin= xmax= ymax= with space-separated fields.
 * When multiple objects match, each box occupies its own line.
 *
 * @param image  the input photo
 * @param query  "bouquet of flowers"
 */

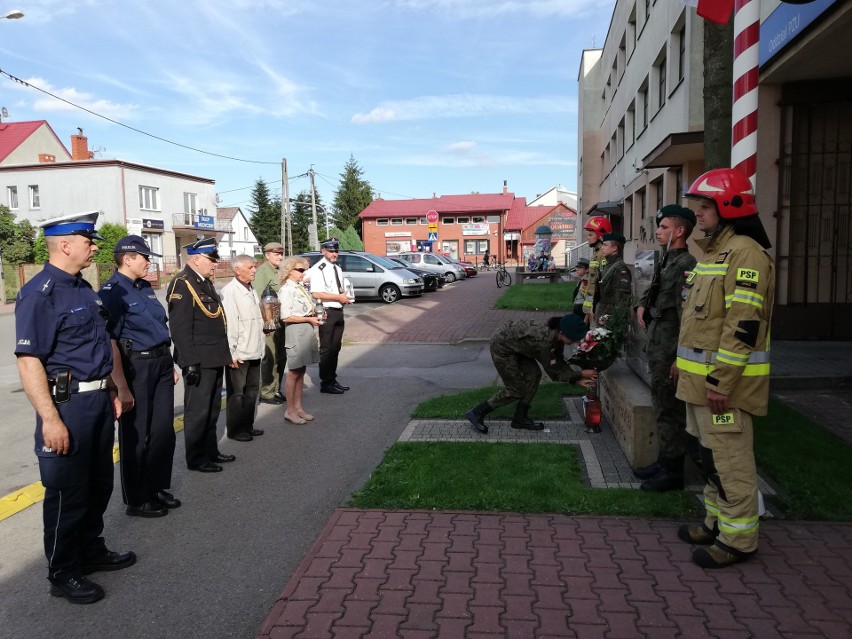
xmin=567 ymin=307 xmax=629 ymax=372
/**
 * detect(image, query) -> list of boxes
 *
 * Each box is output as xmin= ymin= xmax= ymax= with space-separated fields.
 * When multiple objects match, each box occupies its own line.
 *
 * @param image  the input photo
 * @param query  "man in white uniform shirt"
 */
xmin=308 ymin=238 xmax=353 ymax=394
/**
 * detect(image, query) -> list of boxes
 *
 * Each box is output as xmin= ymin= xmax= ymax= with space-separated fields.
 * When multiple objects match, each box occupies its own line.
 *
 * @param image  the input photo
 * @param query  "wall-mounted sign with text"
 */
xmin=461 ymin=223 xmax=490 ymax=236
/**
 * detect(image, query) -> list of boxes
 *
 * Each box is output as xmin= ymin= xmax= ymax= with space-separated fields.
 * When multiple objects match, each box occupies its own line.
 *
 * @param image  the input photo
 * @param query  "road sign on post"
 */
xmin=427 ymin=232 xmax=438 ymax=241
xmin=426 ymin=210 xmax=439 ymax=224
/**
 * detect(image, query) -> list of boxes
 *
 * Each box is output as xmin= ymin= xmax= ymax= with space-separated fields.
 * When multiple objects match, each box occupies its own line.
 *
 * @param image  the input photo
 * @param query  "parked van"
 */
xmin=300 ymin=251 xmax=424 ymax=303
xmin=398 ymin=251 xmax=467 ymax=282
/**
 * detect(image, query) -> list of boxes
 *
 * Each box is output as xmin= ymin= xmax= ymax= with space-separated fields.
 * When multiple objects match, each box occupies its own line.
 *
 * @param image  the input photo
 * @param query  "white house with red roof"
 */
xmin=217 ymin=206 xmax=260 ymax=258
xmin=0 ymin=120 xmax=225 ymax=272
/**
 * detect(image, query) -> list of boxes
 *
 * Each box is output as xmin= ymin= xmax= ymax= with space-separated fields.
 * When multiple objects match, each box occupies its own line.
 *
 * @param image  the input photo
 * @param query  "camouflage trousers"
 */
xmin=650 ymin=356 xmax=687 ymax=461
xmin=486 ymin=344 xmax=542 ymax=409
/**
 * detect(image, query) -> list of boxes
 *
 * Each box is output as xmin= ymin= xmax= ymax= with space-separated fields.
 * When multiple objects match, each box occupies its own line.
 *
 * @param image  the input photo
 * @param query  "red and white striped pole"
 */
xmin=731 ymin=0 xmax=761 ymax=187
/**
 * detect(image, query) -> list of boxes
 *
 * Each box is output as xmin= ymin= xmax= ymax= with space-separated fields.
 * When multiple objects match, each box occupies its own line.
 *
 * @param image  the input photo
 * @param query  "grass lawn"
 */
xmin=355 ymin=382 xmax=698 ymax=519
xmin=493 ymin=282 xmax=575 ymax=311
xmin=351 ymin=442 xmax=698 ymax=518
xmin=353 ymin=386 xmax=852 ymax=521
xmin=754 ymin=398 xmax=852 ymax=520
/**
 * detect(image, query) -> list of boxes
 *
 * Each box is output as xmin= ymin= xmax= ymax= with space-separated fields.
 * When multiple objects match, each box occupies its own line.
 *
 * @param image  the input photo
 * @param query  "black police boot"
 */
xmin=633 ymin=461 xmax=664 ymax=480
xmin=640 ymin=457 xmax=685 ymax=492
xmin=510 ymin=403 xmax=545 ymax=431
xmin=49 ymin=573 xmax=105 ymax=604
xmin=465 ymin=402 xmax=493 ymax=434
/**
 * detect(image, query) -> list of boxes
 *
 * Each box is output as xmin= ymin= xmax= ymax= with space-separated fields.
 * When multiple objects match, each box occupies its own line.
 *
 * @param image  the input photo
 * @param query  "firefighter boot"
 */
xmin=510 ymin=403 xmax=545 ymax=431
xmin=692 ymin=541 xmax=755 ymax=569
xmin=677 ymin=522 xmax=718 ymax=545
xmin=640 ymin=457 xmax=685 ymax=492
xmin=465 ymin=402 xmax=493 ymax=434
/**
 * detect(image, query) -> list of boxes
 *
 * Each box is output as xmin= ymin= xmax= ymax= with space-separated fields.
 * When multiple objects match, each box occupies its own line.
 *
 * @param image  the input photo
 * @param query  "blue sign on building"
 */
xmin=194 ymin=215 xmax=215 ymax=230
xmin=760 ymin=0 xmax=838 ymax=67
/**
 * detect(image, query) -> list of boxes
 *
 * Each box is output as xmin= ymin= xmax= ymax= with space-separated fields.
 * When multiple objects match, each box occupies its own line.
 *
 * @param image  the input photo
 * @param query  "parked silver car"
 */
xmin=398 ymin=251 xmax=467 ymax=282
xmin=300 ymin=251 xmax=423 ymax=303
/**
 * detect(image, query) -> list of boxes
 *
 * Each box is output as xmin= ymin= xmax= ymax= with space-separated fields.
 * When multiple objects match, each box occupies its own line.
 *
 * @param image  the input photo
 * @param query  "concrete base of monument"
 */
xmin=599 ymin=359 xmax=657 ymax=469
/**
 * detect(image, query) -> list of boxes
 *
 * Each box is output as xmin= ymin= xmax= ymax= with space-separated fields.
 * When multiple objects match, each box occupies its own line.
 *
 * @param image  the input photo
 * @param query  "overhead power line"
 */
xmin=0 ymin=67 xmax=280 ymax=165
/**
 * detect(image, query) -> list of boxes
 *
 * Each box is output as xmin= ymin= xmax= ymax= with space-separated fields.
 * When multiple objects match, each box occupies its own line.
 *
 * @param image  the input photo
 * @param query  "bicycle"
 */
xmin=477 ymin=258 xmax=492 ymax=271
xmin=495 ymin=261 xmax=512 ymax=288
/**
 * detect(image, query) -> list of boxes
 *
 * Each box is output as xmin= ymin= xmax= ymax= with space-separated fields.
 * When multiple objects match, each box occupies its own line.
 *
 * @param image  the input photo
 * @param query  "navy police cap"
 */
xmin=39 ymin=211 xmax=104 ymax=241
xmin=114 ymin=234 xmax=162 ymax=257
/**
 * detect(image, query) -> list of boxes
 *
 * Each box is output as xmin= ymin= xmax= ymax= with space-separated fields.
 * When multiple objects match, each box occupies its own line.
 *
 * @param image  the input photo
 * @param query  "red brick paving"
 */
xmin=257 ymin=509 xmax=852 ymax=638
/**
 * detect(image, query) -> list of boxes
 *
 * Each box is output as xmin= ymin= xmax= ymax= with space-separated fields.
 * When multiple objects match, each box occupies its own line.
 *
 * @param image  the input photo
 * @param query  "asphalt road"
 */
xmin=0 ymin=291 xmax=497 ymax=638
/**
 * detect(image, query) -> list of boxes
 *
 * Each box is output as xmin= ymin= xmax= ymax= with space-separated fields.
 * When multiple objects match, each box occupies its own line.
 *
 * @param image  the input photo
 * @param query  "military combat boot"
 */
xmin=677 ymin=522 xmax=718 ymax=545
xmin=510 ymin=403 xmax=544 ymax=431
xmin=632 ymin=461 xmax=664 ymax=480
xmin=692 ymin=542 xmax=755 ymax=569
xmin=465 ymin=402 xmax=493 ymax=434
xmin=640 ymin=457 xmax=684 ymax=492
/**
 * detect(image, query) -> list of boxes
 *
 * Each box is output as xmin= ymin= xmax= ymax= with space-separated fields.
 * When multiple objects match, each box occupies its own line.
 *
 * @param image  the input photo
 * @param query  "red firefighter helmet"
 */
xmin=583 ymin=216 xmax=612 ymax=237
xmin=685 ymin=168 xmax=758 ymax=219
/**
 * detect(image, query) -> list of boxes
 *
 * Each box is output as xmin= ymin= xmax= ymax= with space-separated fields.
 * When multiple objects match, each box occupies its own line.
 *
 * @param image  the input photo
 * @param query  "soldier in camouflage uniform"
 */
xmin=465 ymin=315 xmax=597 ymax=434
xmin=634 ymin=205 xmax=698 ymax=491
xmin=594 ymin=232 xmax=632 ymax=320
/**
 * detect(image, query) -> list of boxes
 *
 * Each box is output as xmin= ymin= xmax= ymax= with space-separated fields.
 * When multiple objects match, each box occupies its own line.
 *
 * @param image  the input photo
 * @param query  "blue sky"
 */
xmin=1 ymin=0 xmax=614 ymax=211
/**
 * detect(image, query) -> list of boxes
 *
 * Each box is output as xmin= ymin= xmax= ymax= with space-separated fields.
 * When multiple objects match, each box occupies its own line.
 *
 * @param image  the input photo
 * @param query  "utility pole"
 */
xmin=309 ymin=166 xmax=319 ymax=251
xmin=281 ymin=158 xmax=293 ymax=255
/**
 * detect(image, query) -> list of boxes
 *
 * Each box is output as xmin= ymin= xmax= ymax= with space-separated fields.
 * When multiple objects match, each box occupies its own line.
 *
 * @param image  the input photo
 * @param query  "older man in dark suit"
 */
xmin=167 ymin=237 xmax=236 ymax=472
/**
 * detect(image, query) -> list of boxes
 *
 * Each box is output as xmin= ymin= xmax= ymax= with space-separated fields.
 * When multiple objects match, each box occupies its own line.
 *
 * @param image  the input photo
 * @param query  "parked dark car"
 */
xmin=387 ymin=257 xmax=444 ymax=292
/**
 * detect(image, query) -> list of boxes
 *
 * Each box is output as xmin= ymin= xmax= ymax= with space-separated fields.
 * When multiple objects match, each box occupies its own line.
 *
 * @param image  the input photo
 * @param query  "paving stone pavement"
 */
xmin=257 ymin=275 xmax=852 ymax=637
xmin=258 ymin=509 xmax=852 ymax=639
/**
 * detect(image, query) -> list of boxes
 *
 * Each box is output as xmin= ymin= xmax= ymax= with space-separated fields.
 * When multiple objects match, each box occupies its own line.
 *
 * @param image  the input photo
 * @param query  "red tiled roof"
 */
xmin=0 ymin=120 xmax=70 ymax=163
xmin=359 ymin=192 xmax=516 ymax=219
xmin=507 ymin=203 xmax=577 ymax=232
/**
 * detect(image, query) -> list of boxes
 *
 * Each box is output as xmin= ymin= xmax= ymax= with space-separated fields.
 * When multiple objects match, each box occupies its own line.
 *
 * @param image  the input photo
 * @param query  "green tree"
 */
xmin=332 ymin=155 xmax=374 ymax=235
xmin=33 ymin=232 xmax=48 ymax=263
xmin=341 ymin=225 xmax=364 ymax=251
xmin=248 ymin=177 xmax=281 ymax=248
xmin=291 ymin=189 xmax=330 ymax=253
xmin=0 ymin=205 xmax=36 ymax=264
xmin=93 ymin=223 xmax=128 ymax=263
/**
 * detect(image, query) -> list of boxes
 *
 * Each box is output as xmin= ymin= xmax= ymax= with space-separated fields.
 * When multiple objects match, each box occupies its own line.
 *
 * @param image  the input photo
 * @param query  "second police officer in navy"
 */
xmin=15 ymin=212 xmax=135 ymax=604
xmin=99 ymin=235 xmax=181 ymax=517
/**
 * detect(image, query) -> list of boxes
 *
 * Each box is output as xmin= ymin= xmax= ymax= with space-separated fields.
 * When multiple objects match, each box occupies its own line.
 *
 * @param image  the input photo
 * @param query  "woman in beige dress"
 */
xmin=278 ymin=256 xmax=321 ymax=424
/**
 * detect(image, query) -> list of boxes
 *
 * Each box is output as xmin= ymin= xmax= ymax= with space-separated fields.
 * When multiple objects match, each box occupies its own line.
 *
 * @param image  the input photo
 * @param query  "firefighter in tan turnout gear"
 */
xmin=581 ymin=216 xmax=612 ymax=326
xmin=675 ymin=168 xmax=775 ymax=569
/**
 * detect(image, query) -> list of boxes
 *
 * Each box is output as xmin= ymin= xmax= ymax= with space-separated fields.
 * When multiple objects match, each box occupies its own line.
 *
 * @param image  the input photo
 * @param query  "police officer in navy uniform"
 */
xmin=15 ymin=212 xmax=135 ymax=605
xmin=306 ymin=237 xmax=353 ymax=394
xmin=167 ymin=237 xmax=236 ymax=472
xmin=99 ymin=235 xmax=181 ymax=517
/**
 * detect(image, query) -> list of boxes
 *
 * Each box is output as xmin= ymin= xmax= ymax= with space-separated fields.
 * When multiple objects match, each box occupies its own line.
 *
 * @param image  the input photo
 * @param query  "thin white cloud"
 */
xmin=8 ymin=76 xmax=141 ymax=120
xmin=352 ymin=94 xmax=576 ymax=124
xmin=383 ymin=0 xmax=598 ymax=18
xmin=401 ymin=145 xmax=574 ymax=169
xmin=445 ymin=141 xmax=477 ymax=153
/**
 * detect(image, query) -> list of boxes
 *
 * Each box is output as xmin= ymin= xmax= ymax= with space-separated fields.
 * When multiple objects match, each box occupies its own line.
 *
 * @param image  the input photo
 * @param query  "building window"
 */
xmin=637 ymin=188 xmax=646 ymax=220
xmin=472 ymin=216 xmax=485 ymax=223
xmin=657 ymin=54 xmax=667 ymax=110
xmin=677 ymin=27 xmax=686 ymax=83
xmin=184 ymin=192 xmax=197 ymax=214
xmin=244 ymin=227 xmax=249 ymax=241
xmin=442 ymin=217 xmax=455 ymax=224
xmin=390 ymin=218 xmax=403 ymax=225
xmin=640 ymin=81 xmax=649 ymax=130
xmin=376 ymin=218 xmax=389 ymax=226
xmin=139 ymin=186 xmax=159 ymax=211
xmin=405 ymin=217 xmax=418 ymax=225
xmin=29 ymin=185 xmax=40 ymax=209
xmin=7 ymin=186 xmax=18 ymax=209
xmin=674 ymin=168 xmax=684 ymax=203
xmin=627 ymin=101 xmax=636 ymax=147
xmin=654 ymin=178 xmax=664 ymax=212
xmin=457 ymin=217 xmax=470 ymax=224
xmin=419 ymin=217 xmax=428 ymax=225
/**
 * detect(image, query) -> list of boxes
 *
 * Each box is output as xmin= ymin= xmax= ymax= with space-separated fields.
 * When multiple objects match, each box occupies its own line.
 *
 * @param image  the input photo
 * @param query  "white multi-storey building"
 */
xmin=579 ymin=0 xmax=851 ymax=339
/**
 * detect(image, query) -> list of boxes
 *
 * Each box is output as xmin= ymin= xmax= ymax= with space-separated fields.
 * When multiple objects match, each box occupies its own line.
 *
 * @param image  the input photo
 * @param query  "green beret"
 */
xmin=559 ymin=314 xmax=588 ymax=342
xmin=601 ymin=232 xmax=626 ymax=244
xmin=656 ymin=204 xmax=696 ymax=227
